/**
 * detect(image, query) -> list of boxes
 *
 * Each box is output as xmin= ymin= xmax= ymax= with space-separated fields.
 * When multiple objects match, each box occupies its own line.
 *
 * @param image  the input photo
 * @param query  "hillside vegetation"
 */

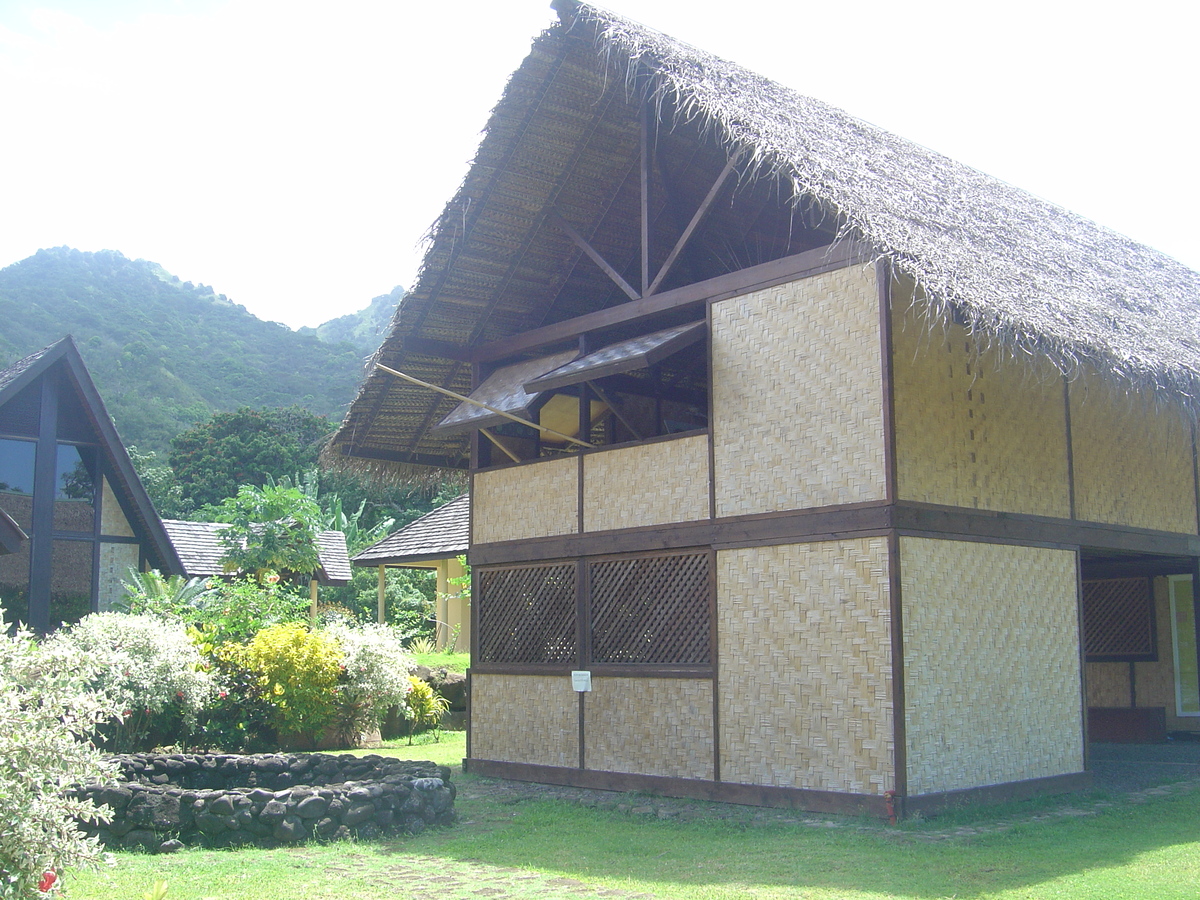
xmin=0 ymin=247 xmax=395 ymax=453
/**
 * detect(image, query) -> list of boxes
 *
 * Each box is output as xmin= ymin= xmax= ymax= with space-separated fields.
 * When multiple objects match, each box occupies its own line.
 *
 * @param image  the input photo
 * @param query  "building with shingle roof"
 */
xmin=353 ymin=495 xmax=469 ymax=651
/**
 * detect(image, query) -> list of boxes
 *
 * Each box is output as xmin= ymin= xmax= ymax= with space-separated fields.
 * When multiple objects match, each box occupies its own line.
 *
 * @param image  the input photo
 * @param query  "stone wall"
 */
xmin=70 ymin=752 xmax=455 ymax=851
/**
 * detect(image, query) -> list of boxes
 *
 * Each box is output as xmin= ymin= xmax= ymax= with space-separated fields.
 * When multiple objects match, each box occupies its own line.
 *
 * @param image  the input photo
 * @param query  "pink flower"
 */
xmin=38 ymin=871 xmax=56 ymax=893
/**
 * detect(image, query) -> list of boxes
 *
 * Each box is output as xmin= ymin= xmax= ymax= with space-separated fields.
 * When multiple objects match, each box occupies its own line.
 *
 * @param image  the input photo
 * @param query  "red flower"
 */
xmin=218 ymin=691 xmax=228 ymax=699
xmin=38 ymin=871 xmax=56 ymax=893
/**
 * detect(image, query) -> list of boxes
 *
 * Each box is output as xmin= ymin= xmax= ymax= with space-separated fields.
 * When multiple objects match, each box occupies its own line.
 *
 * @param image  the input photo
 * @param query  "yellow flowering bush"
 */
xmin=234 ymin=624 xmax=342 ymax=739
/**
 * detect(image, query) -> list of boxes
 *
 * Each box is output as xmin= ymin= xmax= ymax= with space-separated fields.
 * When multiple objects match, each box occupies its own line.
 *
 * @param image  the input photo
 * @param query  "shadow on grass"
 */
xmin=380 ymin=774 xmax=1200 ymax=899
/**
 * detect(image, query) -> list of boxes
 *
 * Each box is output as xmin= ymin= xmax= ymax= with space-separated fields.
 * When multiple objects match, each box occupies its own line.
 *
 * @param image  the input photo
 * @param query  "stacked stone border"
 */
xmin=70 ymin=752 xmax=455 ymax=852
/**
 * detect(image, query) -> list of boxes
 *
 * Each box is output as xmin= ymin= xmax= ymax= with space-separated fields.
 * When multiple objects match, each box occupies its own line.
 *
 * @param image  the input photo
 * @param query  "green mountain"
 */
xmin=0 ymin=247 xmax=369 ymax=455
xmin=299 ymin=286 xmax=401 ymax=356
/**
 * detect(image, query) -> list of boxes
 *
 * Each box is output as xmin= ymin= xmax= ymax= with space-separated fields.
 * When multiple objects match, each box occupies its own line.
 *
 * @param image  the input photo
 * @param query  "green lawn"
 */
xmin=68 ymin=754 xmax=1200 ymax=900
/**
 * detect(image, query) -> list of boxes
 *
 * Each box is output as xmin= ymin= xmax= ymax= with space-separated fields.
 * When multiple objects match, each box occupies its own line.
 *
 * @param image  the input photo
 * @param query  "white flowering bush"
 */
xmin=0 ymin=614 xmax=113 ymax=899
xmin=47 ymin=613 xmax=216 ymax=751
xmin=323 ymin=622 xmax=414 ymax=744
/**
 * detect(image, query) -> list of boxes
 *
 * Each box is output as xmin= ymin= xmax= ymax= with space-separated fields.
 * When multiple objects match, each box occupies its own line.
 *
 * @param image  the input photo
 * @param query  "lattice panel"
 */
xmin=1083 ymin=578 xmax=1156 ymax=661
xmin=477 ymin=564 xmax=577 ymax=664
xmin=588 ymin=552 xmax=710 ymax=665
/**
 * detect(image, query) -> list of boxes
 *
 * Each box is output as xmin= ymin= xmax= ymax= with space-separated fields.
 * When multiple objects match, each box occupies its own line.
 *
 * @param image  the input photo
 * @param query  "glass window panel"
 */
xmin=50 ymin=539 xmax=93 ymax=629
xmin=0 ymin=543 xmax=30 ymax=628
xmin=0 ymin=438 xmax=36 ymax=530
xmin=1170 ymin=576 xmax=1199 ymax=716
xmin=54 ymin=444 xmax=96 ymax=532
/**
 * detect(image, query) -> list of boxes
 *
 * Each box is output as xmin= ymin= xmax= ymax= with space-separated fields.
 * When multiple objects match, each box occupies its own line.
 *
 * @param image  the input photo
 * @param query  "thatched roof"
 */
xmin=327 ymin=1 xmax=1200 ymax=478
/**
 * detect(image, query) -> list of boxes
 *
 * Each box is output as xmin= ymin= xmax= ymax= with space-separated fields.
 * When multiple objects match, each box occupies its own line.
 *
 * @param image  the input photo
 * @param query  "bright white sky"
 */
xmin=2 ymin=0 xmax=1197 ymax=330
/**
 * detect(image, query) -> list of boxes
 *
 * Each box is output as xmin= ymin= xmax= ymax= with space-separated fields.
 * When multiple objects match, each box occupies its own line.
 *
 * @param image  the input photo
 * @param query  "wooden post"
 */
xmin=308 ymin=579 xmax=318 ymax=621
xmin=436 ymin=560 xmax=449 ymax=649
xmin=377 ymin=565 xmax=386 ymax=624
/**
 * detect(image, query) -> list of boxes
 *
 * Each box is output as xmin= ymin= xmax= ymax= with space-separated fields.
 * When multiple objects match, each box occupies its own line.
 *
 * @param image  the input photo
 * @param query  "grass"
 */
xmin=411 ymin=650 xmax=469 ymax=673
xmin=68 ymin=756 xmax=1200 ymax=900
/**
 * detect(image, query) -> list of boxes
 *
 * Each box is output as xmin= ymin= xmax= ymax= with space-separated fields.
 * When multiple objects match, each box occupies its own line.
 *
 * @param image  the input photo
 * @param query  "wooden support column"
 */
xmin=377 ymin=564 xmax=386 ymax=624
xmin=309 ymin=579 xmax=318 ymax=621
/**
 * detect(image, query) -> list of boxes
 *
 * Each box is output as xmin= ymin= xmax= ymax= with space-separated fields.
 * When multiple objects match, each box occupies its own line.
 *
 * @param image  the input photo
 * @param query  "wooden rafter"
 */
xmin=547 ymin=210 xmax=640 ymax=302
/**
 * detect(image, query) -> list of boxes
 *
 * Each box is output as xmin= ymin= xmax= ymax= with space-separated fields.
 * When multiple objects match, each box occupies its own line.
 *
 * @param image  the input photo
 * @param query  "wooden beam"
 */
xmin=646 ymin=153 xmax=741 ymax=297
xmin=479 ymin=427 xmax=521 ymax=463
xmin=472 ymin=240 xmax=867 ymax=363
xmin=546 ymin=210 xmax=640 ymax=302
xmin=402 ymin=336 xmax=474 ymax=362
xmin=640 ymin=99 xmax=651 ymax=296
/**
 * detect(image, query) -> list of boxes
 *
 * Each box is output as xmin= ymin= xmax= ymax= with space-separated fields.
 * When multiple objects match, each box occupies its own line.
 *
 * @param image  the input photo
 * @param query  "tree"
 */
xmin=168 ymin=406 xmax=333 ymax=510
xmin=212 ymin=483 xmax=323 ymax=582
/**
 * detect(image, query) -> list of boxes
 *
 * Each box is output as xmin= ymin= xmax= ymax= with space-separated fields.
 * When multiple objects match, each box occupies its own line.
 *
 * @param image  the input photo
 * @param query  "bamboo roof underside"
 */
xmin=327 ymin=1 xmax=1200 ymax=479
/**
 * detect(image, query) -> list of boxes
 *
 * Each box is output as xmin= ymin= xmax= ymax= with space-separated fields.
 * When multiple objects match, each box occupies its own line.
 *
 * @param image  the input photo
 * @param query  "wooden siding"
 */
xmin=711 ymin=264 xmax=886 ymax=517
xmin=716 ymin=538 xmax=894 ymax=795
xmin=901 ymin=537 xmax=1082 ymax=795
xmin=584 ymin=677 xmax=714 ymax=779
xmin=583 ymin=435 xmax=709 ymax=532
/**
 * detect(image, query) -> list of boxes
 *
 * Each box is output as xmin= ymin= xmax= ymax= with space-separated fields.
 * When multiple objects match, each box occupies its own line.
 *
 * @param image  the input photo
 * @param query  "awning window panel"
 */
xmin=433 ymin=349 xmax=578 ymax=436
xmin=522 ymin=321 xmax=706 ymax=394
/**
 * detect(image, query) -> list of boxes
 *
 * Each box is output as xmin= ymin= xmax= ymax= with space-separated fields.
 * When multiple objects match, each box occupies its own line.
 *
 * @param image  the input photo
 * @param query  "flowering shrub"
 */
xmin=0 ymin=614 xmax=112 ymax=899
xmin=233 ymin=623 xmax=342 ymax=739
xmin=399 ymin=675 xmax=450 ymax=744
xmin=189 ymin=576 xmax=308 ymax=645
xmin=324 ymin=622 xmax=414 ymax=744
xmin=47 ymin=613 xmax=215 ymax=751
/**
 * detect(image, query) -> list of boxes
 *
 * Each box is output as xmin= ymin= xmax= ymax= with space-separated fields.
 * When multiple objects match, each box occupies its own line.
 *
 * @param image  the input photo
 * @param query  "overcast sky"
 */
xmin=2 ymin=0 xmax=1197 ymax=329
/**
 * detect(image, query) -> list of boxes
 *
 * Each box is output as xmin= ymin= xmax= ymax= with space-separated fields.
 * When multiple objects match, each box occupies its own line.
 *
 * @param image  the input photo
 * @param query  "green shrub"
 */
xmin=400 ymin=676 xmax=450 ymax=744
xmin=47 ymin=613 xmax=215 ymax=752
xmin=0 ymin=614 xmax=113 ymax=899
xmin=191 ymin=576 xmax=308 ymax=644
xmin=324 ymin=623 xmax=414 ymax=746
xmin=234 ymin=624 xmax=342 ymax=739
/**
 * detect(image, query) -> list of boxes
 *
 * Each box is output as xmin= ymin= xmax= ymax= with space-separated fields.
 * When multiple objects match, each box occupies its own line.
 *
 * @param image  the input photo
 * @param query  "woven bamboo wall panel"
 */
xmin=891 ymin=293 xmax=1070 ymax=517
xmin=717 ymin=538 xmax=894 ymax=795
xmin=711 ymin=265 xmax=886 ymax=517
xmin=100 ymin=478 xmax=134 ymax=538
xmin=1085 ymin=662 xmax=1130 ymax=706
xmin=584 ymin=677 xmax=714 ymax=779
xmin=901 ymin=537 xmax=1082 ymax=796
xmin=473 ymin=457 xmax=578 ymax=544
xmin=1070 ymin=369 xmax=1196 ymax=533
xmin=583 ymin=435 xmax=709 ymax=532
xmin=98 ymin=541 xmax=140 ymax=612
xmin=471 ymin=674 xmax=579 ymax=767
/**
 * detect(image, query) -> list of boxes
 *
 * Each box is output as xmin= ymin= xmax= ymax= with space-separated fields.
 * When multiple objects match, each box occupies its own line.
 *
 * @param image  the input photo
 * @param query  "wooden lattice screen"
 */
xmin=1082 ymin=577 xmax=1157 ymax=662
xmin=477 ymin=563 xmax=577 ymax=664
xmin=588 ymin=552 xmax=711 ymax=665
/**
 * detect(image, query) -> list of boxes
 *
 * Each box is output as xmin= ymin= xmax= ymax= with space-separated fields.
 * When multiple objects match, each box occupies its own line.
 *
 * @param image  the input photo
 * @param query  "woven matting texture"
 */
xmin=901 ymin=537 xmax=1082 ymax=795
xmin=1085 ymin=662 xmax=1130 ymax=707
xmin=473 ymin=457 xmax=578 ymax=544
xmin=1069 ymin=369 xmax=1196 ymax=533
xmin=892 ymin=290 xmax=1071 ymax=517
xmin=712 ymin=265 xmax=886 ymax=518
xmin=583 ymin=435 xmax=709 ymax=532
xmin=100 ymin=478 xmax=134 ymax=538
xmin=99 ymin=542 xmax=139 ymax=612
xmin=584 ymin=677 xmax=714 ymax=779
xmin=716 ymin=538 xmax=894 ymax=795
xmin=471 ymin=674 xmax=579 ymax=768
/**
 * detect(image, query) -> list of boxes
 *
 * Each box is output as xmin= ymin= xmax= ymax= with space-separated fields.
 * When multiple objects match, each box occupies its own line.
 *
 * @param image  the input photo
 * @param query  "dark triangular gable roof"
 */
xmin=0 ymin=337 xmax=184 ymax=574
xmin=326 ymin=1 xmax=1200 ymax=479
xmin=353 ymin=494 xmax=469 ymax=566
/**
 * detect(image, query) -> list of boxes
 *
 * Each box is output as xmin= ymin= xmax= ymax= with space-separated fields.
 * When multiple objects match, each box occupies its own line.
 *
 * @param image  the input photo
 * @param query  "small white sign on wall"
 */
xmin=571 ymin=670 xmax=592 ymax=692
